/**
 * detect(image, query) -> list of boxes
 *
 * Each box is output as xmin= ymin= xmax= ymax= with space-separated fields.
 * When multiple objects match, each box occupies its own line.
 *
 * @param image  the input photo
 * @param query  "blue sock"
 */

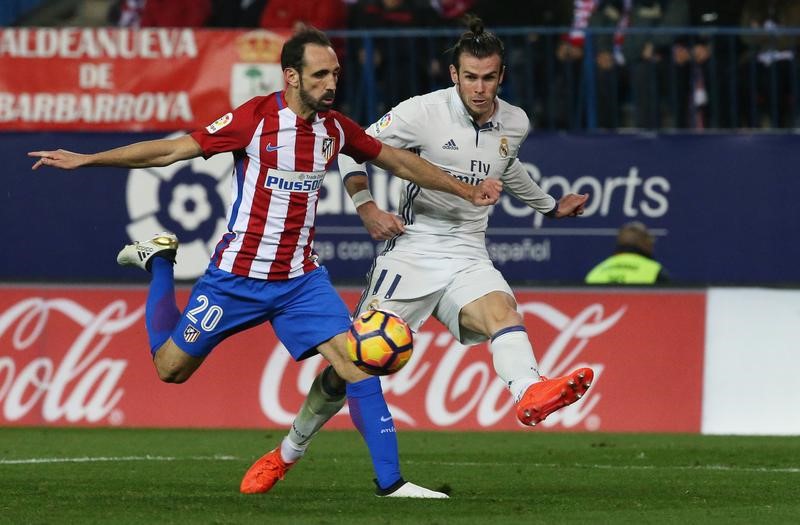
xmin=346 ymin=376 xmax=402 ymax=490
xmin=145 ymin=257 xmax=180 ymax=357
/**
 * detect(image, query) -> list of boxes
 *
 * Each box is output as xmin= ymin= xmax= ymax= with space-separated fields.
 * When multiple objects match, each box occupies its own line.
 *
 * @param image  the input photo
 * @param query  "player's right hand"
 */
xmin=471 ymin=178 xmax=502 ymax=206
xmin=358 ymin=202 xmax=405 ymax=240
xmin=28 ymin=149 xmax=87 ymax=170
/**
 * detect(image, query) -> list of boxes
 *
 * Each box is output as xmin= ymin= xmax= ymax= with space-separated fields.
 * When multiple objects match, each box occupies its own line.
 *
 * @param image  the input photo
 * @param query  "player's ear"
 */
xmin=449 ymin=64 xmax=458 ymax=85
xmin=284 ymin=67 xmax=300 ymax=88
xmin=498 ymin=65 xmax=506 ymax=85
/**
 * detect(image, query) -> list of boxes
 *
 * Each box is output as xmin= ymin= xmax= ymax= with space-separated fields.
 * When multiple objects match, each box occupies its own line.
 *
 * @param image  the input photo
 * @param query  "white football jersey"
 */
xmin=339 ymin=86 xmax=555 ymax=257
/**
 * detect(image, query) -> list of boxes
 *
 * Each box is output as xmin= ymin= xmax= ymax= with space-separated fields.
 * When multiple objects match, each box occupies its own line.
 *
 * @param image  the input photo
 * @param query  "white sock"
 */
xmin=490 ymin=328 xmax=541 ymax=403
xmin=280 ymin=368 xmax=346 ymax=463
xmin=280 ymin=436 xmax=305 ymax=464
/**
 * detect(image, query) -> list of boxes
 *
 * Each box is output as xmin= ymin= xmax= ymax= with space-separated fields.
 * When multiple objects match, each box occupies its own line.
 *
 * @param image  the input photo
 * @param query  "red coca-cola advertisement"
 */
xmin=0 ymin=286 xmax=705 ymax=432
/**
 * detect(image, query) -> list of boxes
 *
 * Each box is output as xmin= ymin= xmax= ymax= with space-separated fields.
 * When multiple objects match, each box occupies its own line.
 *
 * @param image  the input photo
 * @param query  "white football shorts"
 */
xmin=353 ymin=251 xmax=514 ymax=345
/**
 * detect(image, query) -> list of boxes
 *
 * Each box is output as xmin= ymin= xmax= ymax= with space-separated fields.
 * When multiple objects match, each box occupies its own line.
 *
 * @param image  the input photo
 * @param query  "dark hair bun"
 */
xmin=465 ymin=14 xmax=484 ymax=36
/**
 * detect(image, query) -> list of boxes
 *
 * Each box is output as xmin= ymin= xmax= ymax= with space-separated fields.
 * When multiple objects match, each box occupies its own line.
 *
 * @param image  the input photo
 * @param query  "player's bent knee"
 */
xmin=316 ymin=334 xmax=369 ymax=384
xmin=333 ymin=362 xmax=369 ymax=384
xmin=503 ymin=309 xmax=524 ymax=326
xmin=152 ymin=339 xmax=204 ymax=384
xmin=154 ymin=363 xmax=190 ymax=384
xmin=322 ymin=365 xmax=347 ymax=395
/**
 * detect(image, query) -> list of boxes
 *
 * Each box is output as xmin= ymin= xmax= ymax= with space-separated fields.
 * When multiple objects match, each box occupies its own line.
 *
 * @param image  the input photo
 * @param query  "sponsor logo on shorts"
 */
xmin=205 ymin=112 xmax=233 ymax=134
xmin=183 ymin=325 xmax=200 ymax=343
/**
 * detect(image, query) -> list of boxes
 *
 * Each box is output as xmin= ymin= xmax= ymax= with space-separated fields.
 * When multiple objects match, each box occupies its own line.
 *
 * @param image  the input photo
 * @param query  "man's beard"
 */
xmin=299 ymin=80 xmax=335 ymax=113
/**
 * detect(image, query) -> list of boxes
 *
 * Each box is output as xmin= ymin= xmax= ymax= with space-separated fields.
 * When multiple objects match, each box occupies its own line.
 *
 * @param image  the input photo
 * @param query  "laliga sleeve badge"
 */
xmin=374 ymin=112 xmax=393 ymax=135
xmin=206 ymin=112 xmax=233 ymax=134
xmin=499 ymin=137 xmax=509 ymax=158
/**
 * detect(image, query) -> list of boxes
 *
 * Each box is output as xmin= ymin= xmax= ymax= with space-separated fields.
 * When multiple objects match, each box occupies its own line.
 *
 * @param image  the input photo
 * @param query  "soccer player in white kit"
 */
xmin=257 ymin=18 xmax=595 ymax=496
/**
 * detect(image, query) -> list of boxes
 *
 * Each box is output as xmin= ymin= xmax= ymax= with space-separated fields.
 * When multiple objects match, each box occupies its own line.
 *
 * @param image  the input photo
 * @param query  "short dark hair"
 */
xmin=280 ymin=27 xmax=333 ymax=73
xmin=449 ymin=15 xmax=505 ymax=71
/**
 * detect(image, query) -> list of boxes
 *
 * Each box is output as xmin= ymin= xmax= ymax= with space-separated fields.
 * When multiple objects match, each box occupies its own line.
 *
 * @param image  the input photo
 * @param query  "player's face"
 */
xmin=450 ymin=53 xmax=504 ymax=124
xmin=297 ymin=44 xmax=340 ymax=113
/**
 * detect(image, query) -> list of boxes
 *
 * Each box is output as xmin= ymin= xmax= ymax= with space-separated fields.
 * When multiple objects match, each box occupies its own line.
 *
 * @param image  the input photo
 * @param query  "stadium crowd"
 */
xmin=3 ymin=0 xmax=799 ymax=130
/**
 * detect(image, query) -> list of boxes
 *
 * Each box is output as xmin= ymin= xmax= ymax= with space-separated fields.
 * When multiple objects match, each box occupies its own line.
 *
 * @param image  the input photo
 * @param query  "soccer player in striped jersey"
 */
xmin=270 ymin=18 xmax=595 ymax=490
xmin=29 ymin=27 xmax=501 ymax=498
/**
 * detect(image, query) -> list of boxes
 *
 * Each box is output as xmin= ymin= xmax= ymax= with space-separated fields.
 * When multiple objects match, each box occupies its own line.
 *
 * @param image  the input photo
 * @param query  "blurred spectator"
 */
xmin=259 ymin=0 xmax=347 ymax=32
xmin=502 ymin=0 xmax=578 ymax=128
xmin=585 ymin=221 xmax=669 ymax=284
xmin=349 ymin=0 xmax=437 ymax=31
xmin=740 ymin=0 xmax=800 ymax=128
xmin=428 ymin=0 xmax=476 ymax=24
xmin=563 ymin=0 xmax=630 ymax=129
xmin=109 ymin=0 xmax=212 ymax=27
xmin=208 ymin=0 xmax=268 ymax=27
xmin=469 ymin=0 xmax=538 ymax=28
xmin=108 ymin=0 xmax=144 ymax=26
xmin=596 ymin=0 xmax=688 ymax=129
xmin=589 ymin=0 xmax=633 ymax=128
xmin=0 ymin=0 xmax=46 ymax=26
xmin=680 ymin=0 xmax=743 ymax=129
xmin=348 ymin=0 xmax=439 ymax=114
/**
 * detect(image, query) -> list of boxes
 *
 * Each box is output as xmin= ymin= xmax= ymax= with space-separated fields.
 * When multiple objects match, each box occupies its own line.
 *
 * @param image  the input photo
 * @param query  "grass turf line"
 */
xmin=0 ymin=428 xmax=798 ymax=524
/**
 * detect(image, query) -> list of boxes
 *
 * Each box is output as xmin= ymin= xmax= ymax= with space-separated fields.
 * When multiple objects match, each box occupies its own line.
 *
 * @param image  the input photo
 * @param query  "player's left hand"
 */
xmin=554 ymin=193 xmax=589 ymax=218
xmin=471 ymin=178 xmax=502 ymax=206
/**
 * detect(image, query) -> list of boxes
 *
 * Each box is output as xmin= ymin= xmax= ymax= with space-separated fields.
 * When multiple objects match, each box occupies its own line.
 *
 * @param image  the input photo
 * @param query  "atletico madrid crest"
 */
xmin=321 ymin=137 xmax=335 ymax=161
xmin=183 ymin=325 xmax=200 ymax=343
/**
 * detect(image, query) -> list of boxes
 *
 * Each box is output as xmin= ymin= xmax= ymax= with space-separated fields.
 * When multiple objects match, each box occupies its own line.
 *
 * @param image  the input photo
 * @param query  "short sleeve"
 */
xmin=190 ymin=97 xmax=263 ymax=158
xmin=364 ymin=97 xmax=421 ymax=149
xmin=336 ymin=112 xmax=382 ymax=163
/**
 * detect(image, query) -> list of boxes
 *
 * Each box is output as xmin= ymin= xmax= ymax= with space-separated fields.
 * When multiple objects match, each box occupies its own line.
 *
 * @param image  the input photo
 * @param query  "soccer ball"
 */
xmin=346 ymin=309 xmax=414 ymax=376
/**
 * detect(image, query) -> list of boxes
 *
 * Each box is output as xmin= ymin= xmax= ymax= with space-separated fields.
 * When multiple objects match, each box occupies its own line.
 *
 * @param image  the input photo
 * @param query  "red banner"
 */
xmin=0 ymin=28 xmax=289 ymax=131
xmin=0 ymin=286 xmax=705 ymax=432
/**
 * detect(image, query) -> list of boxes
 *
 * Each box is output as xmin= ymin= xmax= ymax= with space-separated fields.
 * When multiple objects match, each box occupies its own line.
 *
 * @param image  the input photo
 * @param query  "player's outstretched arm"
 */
xmin=341 ymin=169 xmax=405 ymax=241
xmin=502 ymin=159 xmax=588 ymax=218
xmin=372 ymin=144 xmax=501 ymax=206
xmin=29 ymin=135 xmax=203 ymax=170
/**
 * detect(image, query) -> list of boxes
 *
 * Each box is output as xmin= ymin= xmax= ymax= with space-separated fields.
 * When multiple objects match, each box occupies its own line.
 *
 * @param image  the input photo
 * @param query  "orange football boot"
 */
xmin=240 ymin=447 xmax=296 ymax=494
xmin=516 ymin=367 xmax=594 ymax=426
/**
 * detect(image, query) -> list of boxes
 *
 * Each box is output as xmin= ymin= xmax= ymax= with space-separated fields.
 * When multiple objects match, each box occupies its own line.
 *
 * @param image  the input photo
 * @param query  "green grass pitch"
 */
xmin=0 ymin=428 xmax=798 ymax=524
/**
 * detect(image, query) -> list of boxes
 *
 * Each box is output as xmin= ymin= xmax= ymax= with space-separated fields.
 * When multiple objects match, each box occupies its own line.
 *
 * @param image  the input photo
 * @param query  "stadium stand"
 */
xmin=2 ymin=0 xmax=798 ymax=129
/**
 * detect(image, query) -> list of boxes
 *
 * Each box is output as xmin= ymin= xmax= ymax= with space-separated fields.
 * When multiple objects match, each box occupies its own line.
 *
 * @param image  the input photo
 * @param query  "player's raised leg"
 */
xmin=117 ymin=232 xmax=204 ymax=383
xmin=459 ymin=290 xmax=593 ymax=426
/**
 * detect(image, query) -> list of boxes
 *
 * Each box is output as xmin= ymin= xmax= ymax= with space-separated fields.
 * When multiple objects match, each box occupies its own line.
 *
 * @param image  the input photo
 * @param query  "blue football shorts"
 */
xmin=170 ymin=265 xmax=352 ymax=360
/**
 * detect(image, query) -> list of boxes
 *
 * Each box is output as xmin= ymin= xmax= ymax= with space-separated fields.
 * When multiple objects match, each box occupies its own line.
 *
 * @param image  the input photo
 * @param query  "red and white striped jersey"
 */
xmin=190 ymin=91 xmax=381 ymax=281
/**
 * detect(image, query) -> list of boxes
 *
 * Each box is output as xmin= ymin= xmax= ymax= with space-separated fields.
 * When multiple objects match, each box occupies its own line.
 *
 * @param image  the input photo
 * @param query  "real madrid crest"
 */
xmin=321 ymin=136 xmax=335 ymax=161
xmin=499 ymin=137 xmax=509 ymax=158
